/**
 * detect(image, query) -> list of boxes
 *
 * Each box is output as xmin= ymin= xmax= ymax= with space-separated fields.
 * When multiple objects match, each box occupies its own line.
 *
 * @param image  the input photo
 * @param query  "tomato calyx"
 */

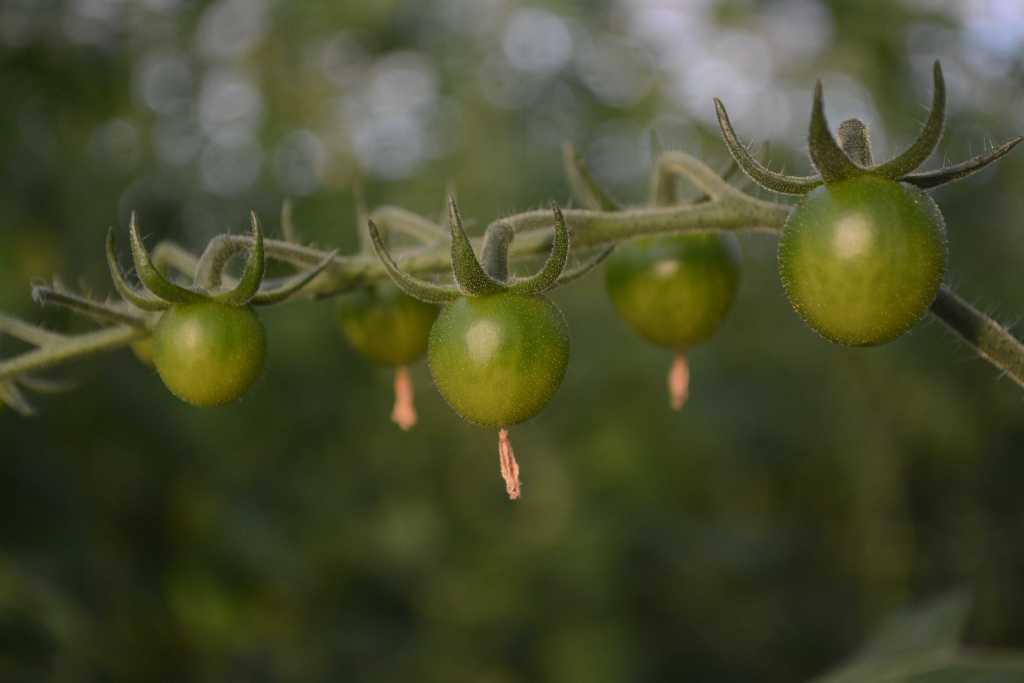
xmin=106 ymin=212 xmax=336 ymax=313
xmin=367 ymin=196 xmax=613 ymax=304
xmin=105 ymin=211 xmax=335 ymax=407
xmin=715 ymin=60 xmax=1021 ymax=196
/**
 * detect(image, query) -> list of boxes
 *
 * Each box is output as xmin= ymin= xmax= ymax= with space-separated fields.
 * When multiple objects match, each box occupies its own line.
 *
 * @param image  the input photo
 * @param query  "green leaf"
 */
xmin=811 ymin=591 xmax=972 ymax=683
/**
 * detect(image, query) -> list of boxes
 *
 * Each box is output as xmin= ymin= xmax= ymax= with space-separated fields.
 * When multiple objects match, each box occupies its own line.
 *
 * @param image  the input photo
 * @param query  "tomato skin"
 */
xmin=336 ymin=283 xmax=438 ymax=367
xmin=427 ymin=293 xmax=569 ymax=428
xmin=605 ymin=233 xmax=741 ymax=351
xmin=130 ymin=337 xmax=154 ymax=367
xmin=152 ymin=302 xmax=266 ymax=406
xmin=778 ymin=176 xmax=947 ymax=346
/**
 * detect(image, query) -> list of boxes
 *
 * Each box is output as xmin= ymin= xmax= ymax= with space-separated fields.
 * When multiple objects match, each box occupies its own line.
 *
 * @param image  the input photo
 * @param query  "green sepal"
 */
xmin=901 ymin=136 xmax=1022 ymax=190
xmin=106 ymin=228 xmax=170 ymax=312
xmin=366 ymin=219 xmax=460 ymax=304
xmin=808 ymin=82 xmax=862 ymax=183
xmin=250 ymin=249 xmax=338 ymax=305
xmin=0 ymin=380 xmax=35 ymax=416
xmin=872 ymin=61 xmax=945 ymax=179
xmin=714 ymin=98 xmax=823 ymax=196
xmin=128 ymin=214 xmax=206 ymax=305
xmin=447 ymin=197 xmax=506 ymax=296
xmin=508 ymin=203 xmax=570 ymax=295
xmin=554 ymin=243 xmax=616 ymax=288
xmin=214 ymin=212 xmax=266 ymax=306
xmin=16 ymin=374 xmax=76 ymax=394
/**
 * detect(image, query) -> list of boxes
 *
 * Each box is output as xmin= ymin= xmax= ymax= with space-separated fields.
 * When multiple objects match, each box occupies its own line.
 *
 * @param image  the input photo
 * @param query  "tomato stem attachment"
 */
xmin=498 ymin=428 xmax=521 ymax=501
xmin=668 ymin=353 xmax=690 ymax=411
xmin=390 ymin=366 xmax=417 ymax=431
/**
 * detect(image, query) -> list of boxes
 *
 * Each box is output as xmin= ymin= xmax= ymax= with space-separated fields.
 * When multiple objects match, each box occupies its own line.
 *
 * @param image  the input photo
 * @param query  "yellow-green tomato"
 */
xmin=605 ymin=233 xmax=741 ymax=351
xmin=778 ymin=176 xmax=947 ymax=346
xmin=427 ymin=293 xmax=569 ymax=428
xmin=130 ymin=337 xmax=154 ymax=367
xmin=336 ymin=283 xmax=439 ymax=367
xmin=152 ymin=302 xmax=266 ymax=407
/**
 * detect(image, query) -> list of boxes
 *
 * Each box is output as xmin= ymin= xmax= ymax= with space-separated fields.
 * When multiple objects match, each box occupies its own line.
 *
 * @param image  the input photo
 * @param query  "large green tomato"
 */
xmin=152 ymin=302 xmax=266 ymax=407
xmin=605 ymin=233 xmax=741 ymax=351
xmin=427 ymin=293 xmax=569 ymax=428
xmin=336 ymin=283 xmax=438 ymax=367
xmin=778 ymin=176 xmax=947 ymax=346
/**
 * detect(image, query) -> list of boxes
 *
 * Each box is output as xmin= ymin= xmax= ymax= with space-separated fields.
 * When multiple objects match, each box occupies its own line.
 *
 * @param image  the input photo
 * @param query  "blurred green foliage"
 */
xmin=2 ymin=0 xmax=1024 ymax=681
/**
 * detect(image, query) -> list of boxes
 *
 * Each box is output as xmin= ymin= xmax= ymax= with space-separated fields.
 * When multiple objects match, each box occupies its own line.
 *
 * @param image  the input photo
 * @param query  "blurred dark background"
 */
xmin=2 ymin=0 xmax=1024 ymax=681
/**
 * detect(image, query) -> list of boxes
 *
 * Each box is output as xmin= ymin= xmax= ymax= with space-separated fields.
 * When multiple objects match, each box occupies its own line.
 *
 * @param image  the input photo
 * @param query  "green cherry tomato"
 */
xmin=130 ymin=337 xmax=154 ymax=367
xmin=427 ymin=293 xmax=569 ymax=428
xmin=778 ymin=176 xmax=947 ymax=346
xmin=605 ymin=233 xmax=741 ymax=351
xmin=152 ymin=302 xmax=266 ymax=407
xmin=336 ymin=282 xmax=439 ymax=367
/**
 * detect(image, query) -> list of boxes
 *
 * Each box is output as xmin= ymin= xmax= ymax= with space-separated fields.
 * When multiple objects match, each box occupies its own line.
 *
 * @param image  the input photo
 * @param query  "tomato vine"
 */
xmin=1 ymin=60 xmax=1022 ymax=491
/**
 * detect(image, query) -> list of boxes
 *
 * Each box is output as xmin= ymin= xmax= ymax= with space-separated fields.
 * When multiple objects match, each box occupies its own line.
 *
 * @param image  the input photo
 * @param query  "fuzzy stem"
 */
xmin=151 ymin=241 xmax=200 ymax=281
xmin=0 ymin=313 xmax=67 ymax=347
xmin=0 ymin=325 xmax=146 ymax=381
xmin=929 ymin=286 xmax=1024 ymax=388
xmin=480 ymin=224 xmax=514 ymax=282
xmin=31 ymin=286 xmax=149 ymax=328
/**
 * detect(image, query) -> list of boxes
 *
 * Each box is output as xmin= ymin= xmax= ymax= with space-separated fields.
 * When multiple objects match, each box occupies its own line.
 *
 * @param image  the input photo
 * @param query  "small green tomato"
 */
xmin=151 ymin=302 xmax=266 ymax=407
xmin=714 ymin=62 xmax=1014 ymax=347
xmin=778 ymin=176 xmax=946 ymax=346
xmin=427 ymin=293 xmax=569 ymax=428
xmin=605 ymin=232 xmax=740 ymax=409
xmin=336 ymin=282 xmax=439 ymax=430
xmin=107 ymin=211 xmax=333 ymax=408
xmin=367 ymin=198 xmax=592 ymax=500
xmin=336 ymin=283 xmax=438 ymax=367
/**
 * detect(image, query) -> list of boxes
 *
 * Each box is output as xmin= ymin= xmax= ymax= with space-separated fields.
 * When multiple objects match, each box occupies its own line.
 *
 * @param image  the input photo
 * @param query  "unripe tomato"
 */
xmin=130 ymin=337 xmax=154 ymax=367
xmin=605 ymin=233 xmax=741 ymax=351
xmin=151 ymin=302 xmax=266 ymax=407
xmin=778 ymin=176 xmax=947 ymax=346
xmin=336 ymin=283 xmax=438 ymax=367
xmin=427 ymin=293 xmax=569 ymax=428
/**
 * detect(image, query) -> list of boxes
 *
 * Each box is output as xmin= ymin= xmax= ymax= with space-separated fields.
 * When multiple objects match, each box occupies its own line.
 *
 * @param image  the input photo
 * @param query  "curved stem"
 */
xmin=480 ymin=223 xmax=514 ymax=282
xmin=929 ymin=285 xmax=1024 ymax=388
xmin=370 ymin=206 xmax=449 ymax=245
xmin=151 ymin=241 xmax=200 ymax=281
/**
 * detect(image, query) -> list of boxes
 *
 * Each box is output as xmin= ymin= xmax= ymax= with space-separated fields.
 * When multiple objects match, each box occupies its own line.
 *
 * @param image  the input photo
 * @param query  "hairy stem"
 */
xmin=0 ymin=325 xmax=146 ymax=381
xmin=32 ymin=286 xmax=149 ymax=328
xmin=0 ymin=313 xmax=67 ymax=346
xmin=929 ymin=286 xmax=1024 ymax=388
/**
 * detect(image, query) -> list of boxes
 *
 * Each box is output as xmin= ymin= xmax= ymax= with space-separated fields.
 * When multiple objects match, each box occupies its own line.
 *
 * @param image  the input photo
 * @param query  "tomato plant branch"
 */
xmin=929 ymin=286 xmax=1024 ymax=388
xmin=0 ymin=313 xmax=67 ymax=347
xmin=0 ymin=324 xmax=145 ymax=382
xmin=0 ymin=149 xmax=1022 ymax=401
